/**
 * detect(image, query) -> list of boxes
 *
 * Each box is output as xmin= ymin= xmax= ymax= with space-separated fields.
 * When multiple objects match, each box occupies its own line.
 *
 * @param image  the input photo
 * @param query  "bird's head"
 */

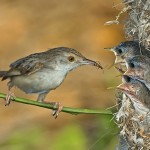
xmin=117 ymin=75 xmax=149 ymax=102
xmin=46 ymin=47 xmax=103 ymax=72
xmin=106 ymin=41 xmax=140 ymax=65
xmin=124 ymin=55 xmax=150 ymax=82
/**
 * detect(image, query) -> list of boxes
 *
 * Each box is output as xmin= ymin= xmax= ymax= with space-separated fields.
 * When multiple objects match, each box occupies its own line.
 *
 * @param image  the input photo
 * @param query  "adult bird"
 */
xmin=0 ymin=47 xmax=102 ymax=118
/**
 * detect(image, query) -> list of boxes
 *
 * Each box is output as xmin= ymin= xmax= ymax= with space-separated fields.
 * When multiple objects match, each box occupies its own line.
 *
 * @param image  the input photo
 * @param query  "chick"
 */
xmin=124 ymin=55 xmax=150 ymax=90
xmin=117 ymin=75 xmax=150 ymax=109
xmin=110 ymin=41 xmax=150 ymax=65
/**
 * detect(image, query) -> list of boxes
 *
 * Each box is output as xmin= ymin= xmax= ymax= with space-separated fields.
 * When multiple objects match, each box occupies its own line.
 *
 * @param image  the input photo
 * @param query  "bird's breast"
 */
xmin=11 ymin=69 xmax=67 ymax=94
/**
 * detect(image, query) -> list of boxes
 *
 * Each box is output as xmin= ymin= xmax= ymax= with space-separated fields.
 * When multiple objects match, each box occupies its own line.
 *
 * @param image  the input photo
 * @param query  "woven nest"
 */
xmin=116 ymin=92 xmax=150 ymax=149
xmin=124 ymin=0 xmax=150 ymax=49
xmin=106 ymin=0 xmax=150 ymax=149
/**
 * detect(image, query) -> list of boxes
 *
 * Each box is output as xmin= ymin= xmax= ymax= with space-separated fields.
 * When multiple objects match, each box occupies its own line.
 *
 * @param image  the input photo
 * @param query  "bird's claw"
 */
xmin=5 ymin=91 xmax=15 ymax=106
xmin=51 ymin=102 xmax=63 ymax=119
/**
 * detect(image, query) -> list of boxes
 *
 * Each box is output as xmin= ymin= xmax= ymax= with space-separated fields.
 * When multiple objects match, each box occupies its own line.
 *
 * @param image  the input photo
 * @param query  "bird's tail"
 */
xmin=0 ymin=71 xmax=7 ymax=78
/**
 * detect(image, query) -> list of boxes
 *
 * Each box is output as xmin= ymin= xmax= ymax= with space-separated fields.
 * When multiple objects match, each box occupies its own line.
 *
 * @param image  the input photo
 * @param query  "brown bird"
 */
xmin=124 ymin=55 xmax=150 ymax=90
xmin=0 ymin=47 xmax=102 ymax=118
xmin=117 ymin=75 xmax=150 ymax=109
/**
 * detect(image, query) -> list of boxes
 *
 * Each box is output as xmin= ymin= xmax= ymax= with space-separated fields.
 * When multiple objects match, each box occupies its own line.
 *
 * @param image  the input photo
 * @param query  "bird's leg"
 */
xmin=51 ymin=102 xmax=63 ymax=119
xmin=37 ymin=93 xmax=63 ymax=119
xmin=5 ymin=82 xmax=15 ymax=106
xmin=37 ymin=93 xmax=47 ymax=103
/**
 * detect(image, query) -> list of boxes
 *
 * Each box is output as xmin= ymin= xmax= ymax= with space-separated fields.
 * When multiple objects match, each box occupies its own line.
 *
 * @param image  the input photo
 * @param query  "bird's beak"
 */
xmin=117 ymin=75 xmax=130 ymax=91
xmin=82 ymin=58 xmax=103 ymax=69
xmin=117 ymin=82 xmax=135 ymax=96
xmin=115 ymin=57 xmax=125 ymax=65
xmin=117 ymin=83 xmax=129 ymax=92
xmin=104 ymin=47 xmax=125 ymax=65
xmin=124 ymin=69 xmax=135 ymax=77
xmin=117 ymin=75 xmax=136 ymax=93
xmin=104 ymin=47 xmax=114 ymax=52
xmin=124 ymin=69 xmax=143 ymax=80
xmin=104 ymin=47 xmax=118 ymax=57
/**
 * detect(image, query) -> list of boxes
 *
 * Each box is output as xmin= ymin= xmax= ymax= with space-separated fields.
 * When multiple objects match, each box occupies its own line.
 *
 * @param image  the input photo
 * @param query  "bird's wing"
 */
xmin=10 ymin=53 xmax=45 ymax=75
xmin=2 ymin=53 xmax=45 ymax=80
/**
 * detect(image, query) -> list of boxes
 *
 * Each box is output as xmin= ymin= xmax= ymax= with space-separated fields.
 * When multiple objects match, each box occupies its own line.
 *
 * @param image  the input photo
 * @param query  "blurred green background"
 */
xmin=0 ymin=0 xmax=125 ymax=149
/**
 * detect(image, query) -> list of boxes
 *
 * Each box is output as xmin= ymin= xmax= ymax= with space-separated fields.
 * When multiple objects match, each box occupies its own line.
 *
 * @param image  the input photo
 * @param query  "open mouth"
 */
xmin=124 ymin=71 xmax=143 ymax=80
xmin=117 ymin=76 xmax=135 ymax=96
xmin=117 ymin=86 xmax=134 ymax=96
xmin=114 ymin=60 xmax=125 ymax=65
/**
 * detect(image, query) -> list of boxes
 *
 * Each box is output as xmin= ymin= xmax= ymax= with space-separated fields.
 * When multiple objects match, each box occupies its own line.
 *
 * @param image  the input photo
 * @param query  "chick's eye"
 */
xmin=68 ymin=56 xmax=75 ymax=62
xmin=129 ymin=62 xmax=135 ymax=68
xmin=117 ymin=49 xmax=123 ymax=54
xmin=124 ymin=75 xmax=131 ymax=83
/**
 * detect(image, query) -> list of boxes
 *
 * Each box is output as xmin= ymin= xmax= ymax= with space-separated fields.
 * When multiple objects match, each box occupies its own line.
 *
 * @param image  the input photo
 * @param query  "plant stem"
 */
xmin=0 ymin=93 xmax=112 ymax=115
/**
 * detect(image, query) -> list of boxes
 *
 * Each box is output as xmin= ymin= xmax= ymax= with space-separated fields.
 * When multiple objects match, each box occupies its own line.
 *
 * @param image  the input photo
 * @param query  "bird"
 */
xmin=107 ymin=41 xmax=150 ymax=65
xmin=117 ymin=75 xmax=150 ymax=109
xmin=124 ymin=55 xmax=150 ymax=90
xmin=0 ymin=47 xmax=103 ymax=118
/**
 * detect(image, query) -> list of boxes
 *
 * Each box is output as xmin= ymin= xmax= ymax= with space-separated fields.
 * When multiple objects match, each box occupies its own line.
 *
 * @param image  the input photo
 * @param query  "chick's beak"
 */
xmin=81 ymin=58 xmax=103 ymax=69
xmin=104 ymin=47 xmax=117 ymax=55
xmin=124 ymin=69 xmax=135 ymax=77
xmin=124 ymin=69 xmax=143 ymax=80
xmin=115 ymin=57 xmax=125 ymax=65
xmin=117 ymin=83 xmax=130 ymax=92
xmin=117 ymin=83 xmax=136 ymax=96
xmin=104 ymin=47 xmax=114 ymax=52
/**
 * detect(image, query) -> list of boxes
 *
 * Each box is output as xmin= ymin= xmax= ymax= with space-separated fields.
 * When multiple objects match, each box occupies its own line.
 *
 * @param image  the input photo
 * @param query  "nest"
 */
xmin=124 ymin=0 xmax=150 ymax=49
xmin=106 ymin=0 xmax=150 ymax=149
xmin=105 ymin=0 xmax=150 ymax=49
xmin=116 ymin=93 xmax=150 ymax=149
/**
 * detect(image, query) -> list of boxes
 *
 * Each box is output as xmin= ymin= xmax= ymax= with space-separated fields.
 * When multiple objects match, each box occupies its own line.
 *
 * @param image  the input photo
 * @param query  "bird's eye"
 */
xmin=117 ymin=49 xmax=123 ymax=54
xmin=68 ymin=56 xmax=75 ymax=62
xmin=124 ymin=75 xmax=131 ymax=83
xmin=129 ymin=62 xmax=135 ymax=68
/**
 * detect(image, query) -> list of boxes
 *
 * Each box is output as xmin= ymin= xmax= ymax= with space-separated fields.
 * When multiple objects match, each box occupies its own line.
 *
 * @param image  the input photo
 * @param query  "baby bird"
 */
xmin=124 ymin=55 xmax=150 ymax=90
xmin=117 ymin=75 xmax=150 ymax=109
xmin=0 ymin=47 xmax=102 ymax=117
xmin=109 ymin=41 xmax=150 ymax=65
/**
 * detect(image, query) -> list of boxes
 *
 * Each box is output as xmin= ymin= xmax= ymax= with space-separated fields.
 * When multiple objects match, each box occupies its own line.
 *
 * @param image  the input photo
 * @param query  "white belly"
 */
xmin=11 ymin=69 xmax=67 ymax=94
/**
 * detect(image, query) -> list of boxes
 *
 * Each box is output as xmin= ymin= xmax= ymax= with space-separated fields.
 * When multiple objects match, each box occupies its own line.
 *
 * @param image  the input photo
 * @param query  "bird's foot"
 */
xmin=50 ymin=102 xmax=63 ymax=119
xmin=5 ymin=91 xmax=16 ymax=106
xmin=38 ymin=101 xmax=63 ymax=119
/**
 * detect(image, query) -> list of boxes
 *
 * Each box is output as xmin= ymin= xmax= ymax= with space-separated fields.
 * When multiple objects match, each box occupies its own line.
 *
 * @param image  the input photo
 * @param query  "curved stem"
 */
xmin=0 ymin=93 xmax=112 ymax=115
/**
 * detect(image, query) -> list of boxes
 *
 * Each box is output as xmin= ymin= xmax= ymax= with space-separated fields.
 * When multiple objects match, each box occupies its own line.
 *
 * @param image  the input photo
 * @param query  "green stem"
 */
xmin=0 ymin=93 xmax=112 ymax=115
